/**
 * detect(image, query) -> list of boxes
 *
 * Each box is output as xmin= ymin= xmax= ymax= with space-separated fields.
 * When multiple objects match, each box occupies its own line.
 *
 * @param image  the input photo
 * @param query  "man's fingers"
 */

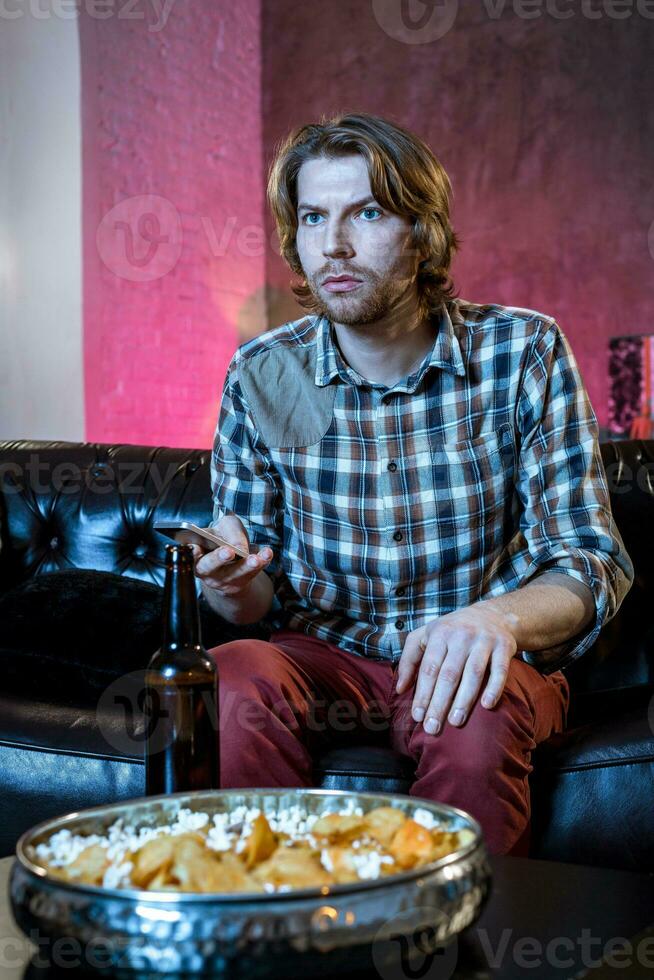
xmin=195 ymin=547 xmax=230 ymax=577
xmin=197 ymin=545 xmax=271 ymax=577
xmin=421 ymin=645 xmax=468 ymax=735
xmin=411 ymin=638 xmax=448 ymax=723
xmin=395 ymin=628 xmax=427 ymax=693
xmin=242 ymin=547 xmax=274 ymax=574
xmin=195 ymin=544 xmax=273 ymax=586
xmin=481 ymin=645 xmax=513 ymax=709
xmin=446 ymin=644 xmax=493 ymax=728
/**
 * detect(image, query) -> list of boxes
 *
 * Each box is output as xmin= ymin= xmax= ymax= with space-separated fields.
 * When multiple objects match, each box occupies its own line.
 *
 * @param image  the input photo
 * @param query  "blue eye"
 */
xmin=301 ymin=208 xmax=382 ymax=225
xmin=360 ymin=208 xmax=382 ymax=220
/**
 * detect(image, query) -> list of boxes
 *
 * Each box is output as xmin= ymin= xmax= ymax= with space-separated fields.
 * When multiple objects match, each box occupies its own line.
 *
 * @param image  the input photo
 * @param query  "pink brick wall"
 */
xmin=80 ymin=1 xmax=264 ymax=449
xmin=261 ymin=2 xmax=654 ymax=430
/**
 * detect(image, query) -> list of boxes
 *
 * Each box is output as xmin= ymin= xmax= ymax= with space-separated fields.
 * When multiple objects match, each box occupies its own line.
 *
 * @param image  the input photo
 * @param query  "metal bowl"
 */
xmin=10 ymin=788 xmax=491 ymax=978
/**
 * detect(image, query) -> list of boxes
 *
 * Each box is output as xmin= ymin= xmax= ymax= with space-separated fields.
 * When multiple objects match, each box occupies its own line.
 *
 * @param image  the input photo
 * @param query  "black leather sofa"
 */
xmin=0 ymin=438 xmax=652 ymax=870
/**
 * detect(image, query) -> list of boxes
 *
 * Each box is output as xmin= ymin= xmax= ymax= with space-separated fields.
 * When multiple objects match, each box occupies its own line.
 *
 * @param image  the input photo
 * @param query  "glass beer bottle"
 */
xmin=145 ymin=543 xmax=219 ymax=794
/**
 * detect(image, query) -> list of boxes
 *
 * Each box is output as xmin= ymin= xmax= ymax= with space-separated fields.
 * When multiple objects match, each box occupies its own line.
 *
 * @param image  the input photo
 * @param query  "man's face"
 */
xmin=295 ymin=154 xmax=422 ymax=326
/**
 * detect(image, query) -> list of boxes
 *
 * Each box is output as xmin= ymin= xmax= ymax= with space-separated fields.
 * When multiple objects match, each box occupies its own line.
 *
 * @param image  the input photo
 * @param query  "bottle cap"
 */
xmin=165 ymin=543 xmax=194 ymax=565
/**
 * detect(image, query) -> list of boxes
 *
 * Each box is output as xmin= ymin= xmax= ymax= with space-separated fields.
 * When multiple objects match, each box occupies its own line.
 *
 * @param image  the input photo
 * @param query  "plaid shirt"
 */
xmin=211 ymin=298 xmax=633 ymax=673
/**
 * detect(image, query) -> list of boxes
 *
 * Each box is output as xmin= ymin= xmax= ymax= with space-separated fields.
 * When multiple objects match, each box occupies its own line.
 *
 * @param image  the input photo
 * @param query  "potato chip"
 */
xmin=131 ymin=835 xmax=176 ymax=888
xmin=321 ymin=845 xmax=359 ymax=884
xmin=242 ymin=814 xmax=277 ymax=869
xmin=389 ymin=819 xmax=435 ymax=869
xmin=363 ymin=806 xmax=406 ymax=847
xmin=65 ymin=844 xmax=110 ymax=885
xmin=146 ymin=868 xmax=171 ymax=890
xmin=210 ymin=852 xmax=264 ymax=894
xmin=428 ymin=831 xmax=463 ymax=861
xmin=169 ymin=835 xmax=210 ymax=890
xmin=311 ymin=813 xmax=366 ymax=842
xmin=251 ymin=846 xmax=331 ymax=889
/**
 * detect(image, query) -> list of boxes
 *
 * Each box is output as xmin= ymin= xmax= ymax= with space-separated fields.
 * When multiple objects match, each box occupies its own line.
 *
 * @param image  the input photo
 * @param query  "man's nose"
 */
xmin=322 ymin=220 xmax=354 ymax=258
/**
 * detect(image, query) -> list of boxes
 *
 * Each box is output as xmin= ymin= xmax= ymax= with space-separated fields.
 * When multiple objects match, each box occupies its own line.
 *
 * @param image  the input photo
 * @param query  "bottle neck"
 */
xmin=162 ymin=550 xmax=202 ymax=652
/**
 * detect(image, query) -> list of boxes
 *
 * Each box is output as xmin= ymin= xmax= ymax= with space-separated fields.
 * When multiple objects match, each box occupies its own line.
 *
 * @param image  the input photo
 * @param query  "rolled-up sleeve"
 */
xmin=513 ymin=320 xmax=634 ymax=673
xmin=210 ymin=358 xmax=284 ymax=575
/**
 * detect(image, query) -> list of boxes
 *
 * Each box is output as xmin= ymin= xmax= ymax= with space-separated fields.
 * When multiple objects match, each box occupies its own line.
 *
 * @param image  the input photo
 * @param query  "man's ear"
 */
xmin=410 ymin=229 xmax=431 ymax=274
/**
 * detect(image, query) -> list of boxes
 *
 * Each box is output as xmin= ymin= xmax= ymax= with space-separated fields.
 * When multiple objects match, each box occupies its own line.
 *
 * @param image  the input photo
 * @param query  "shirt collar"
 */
xmin=314 ymin=312 xmax=348 ymax=387
xmin=313 ymin=300 xmax=466 ymax=391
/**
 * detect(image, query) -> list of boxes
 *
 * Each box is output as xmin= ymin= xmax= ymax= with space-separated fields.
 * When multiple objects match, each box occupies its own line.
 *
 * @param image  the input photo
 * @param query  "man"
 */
xmin=193 ymin=112 xmax=633 ymax=855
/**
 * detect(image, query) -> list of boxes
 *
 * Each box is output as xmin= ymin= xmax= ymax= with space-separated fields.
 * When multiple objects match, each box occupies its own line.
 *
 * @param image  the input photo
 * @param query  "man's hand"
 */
xmin=395 ymin=605 xmax=520 ymax=735
xmin=190 ymin=514 xmax=274 ymax=598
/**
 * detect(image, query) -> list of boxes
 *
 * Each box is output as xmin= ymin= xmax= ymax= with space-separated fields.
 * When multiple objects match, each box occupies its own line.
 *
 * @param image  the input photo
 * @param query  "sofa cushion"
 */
xmin=0 ymin=569 xmax=266 ymax=702
xmin=530 ymin=710 xmax=654 ymax=871
xmin=0 ymin=691 xmax=146 ymax=857
xmin=314 ymin=744 xmax=416 ymax=795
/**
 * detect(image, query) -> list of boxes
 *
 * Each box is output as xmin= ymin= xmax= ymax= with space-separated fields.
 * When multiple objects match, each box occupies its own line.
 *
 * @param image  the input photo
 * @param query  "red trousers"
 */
xmin=208 ymin=628 xmax=570 ymax=856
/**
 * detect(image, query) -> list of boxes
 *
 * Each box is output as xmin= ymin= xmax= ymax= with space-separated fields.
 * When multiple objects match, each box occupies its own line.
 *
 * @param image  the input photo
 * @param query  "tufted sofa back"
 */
xmin=0 ymin=442 xmax=213 ymax=591
xmin=0 ymin=438 xmax=652 ymax=707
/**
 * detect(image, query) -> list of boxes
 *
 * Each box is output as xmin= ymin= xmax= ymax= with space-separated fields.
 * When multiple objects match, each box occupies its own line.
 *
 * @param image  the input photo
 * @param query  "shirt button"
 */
xmin=395 ymin=619 xmax=405 ymax=630
xmin=396 ymin=586 xmax=406 ymax=597
xmin=387 ymin=460 xmax=397 ymax=472
xmin=392 ymin=531 xmax=403 ymax=542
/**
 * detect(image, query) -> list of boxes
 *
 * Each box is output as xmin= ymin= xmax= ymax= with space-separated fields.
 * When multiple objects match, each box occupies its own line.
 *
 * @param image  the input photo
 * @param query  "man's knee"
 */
xmin=208 ymin=638 xmax=281 ymax=685
xmin=208 ymin=638 xmax=309 ymax=735
xmin=416 ymin=687 xmax=531 ymax=778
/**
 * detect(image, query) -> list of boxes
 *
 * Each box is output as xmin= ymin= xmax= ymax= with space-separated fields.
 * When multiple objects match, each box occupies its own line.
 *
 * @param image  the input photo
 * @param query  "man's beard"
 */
xmin=307 ymin=272 xmax=407 ymax=327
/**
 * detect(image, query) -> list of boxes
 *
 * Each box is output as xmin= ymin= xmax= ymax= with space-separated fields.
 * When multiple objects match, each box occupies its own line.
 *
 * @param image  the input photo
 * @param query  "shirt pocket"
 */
xmin=421 ymin=422 xmax=517 ymax=565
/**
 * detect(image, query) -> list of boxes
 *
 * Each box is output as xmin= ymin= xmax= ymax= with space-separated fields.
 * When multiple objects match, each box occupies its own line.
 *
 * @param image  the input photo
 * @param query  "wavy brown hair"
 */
xmin=266 ymin=111 xmax=460 ymax=319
